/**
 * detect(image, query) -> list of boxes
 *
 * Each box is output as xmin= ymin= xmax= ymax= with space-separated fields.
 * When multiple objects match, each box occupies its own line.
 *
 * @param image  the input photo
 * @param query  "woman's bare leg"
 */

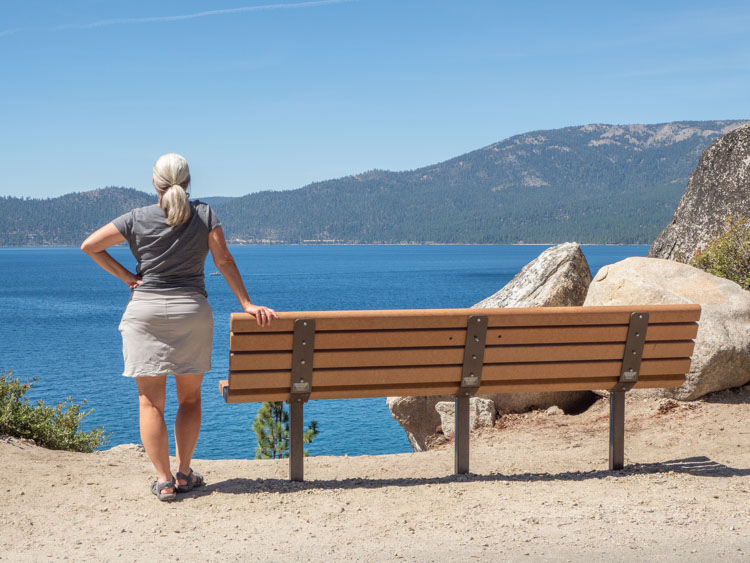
xmin=174 ymin=373 xmax=203 ymax=486
xmin=136 ymin=376 xmax=173 ymax=492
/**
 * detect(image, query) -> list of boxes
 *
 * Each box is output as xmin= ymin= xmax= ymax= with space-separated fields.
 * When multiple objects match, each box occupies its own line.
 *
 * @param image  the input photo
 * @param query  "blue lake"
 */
xmin=0 ymin=244 xmax=647 ymax=459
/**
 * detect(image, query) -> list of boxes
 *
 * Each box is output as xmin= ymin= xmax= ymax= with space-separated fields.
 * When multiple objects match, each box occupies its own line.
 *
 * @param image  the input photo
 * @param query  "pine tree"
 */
xmin=252 ymin=401 xmax=319 ymax=459
xmin=252 ymin=402 xmax=288 ymax=459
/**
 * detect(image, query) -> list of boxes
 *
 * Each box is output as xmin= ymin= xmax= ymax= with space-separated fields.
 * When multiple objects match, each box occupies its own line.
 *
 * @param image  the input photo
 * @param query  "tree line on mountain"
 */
xmin=0 ymin=188 xmax=155 ymax=246
xmin=0 ymin=121 xmax=744 ymax=246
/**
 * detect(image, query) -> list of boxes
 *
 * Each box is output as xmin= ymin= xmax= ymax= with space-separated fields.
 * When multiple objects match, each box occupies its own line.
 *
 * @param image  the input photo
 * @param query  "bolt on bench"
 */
xmin=220 ymin=304 xmax=700 ymax=481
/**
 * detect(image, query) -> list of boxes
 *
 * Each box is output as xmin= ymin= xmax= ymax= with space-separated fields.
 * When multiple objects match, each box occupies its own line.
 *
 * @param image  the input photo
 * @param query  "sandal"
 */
xmin=175 ymin=469 xmax=204 ymax=493
xmin=151 ymin=479 xmax=177 ymax=502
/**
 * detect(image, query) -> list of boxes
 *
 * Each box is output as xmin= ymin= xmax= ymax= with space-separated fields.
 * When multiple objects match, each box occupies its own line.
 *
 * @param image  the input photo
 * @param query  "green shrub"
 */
xmin=0 ymin=370 xmax=108 ymax=452
xmin=252 ymin=401 xmax=319 ymax=459
xmin=690 ymin=215 xmax=750 ymax=291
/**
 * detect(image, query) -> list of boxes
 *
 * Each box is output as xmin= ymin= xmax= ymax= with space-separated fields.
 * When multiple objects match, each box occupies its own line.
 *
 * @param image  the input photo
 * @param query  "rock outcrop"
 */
xmin=474 ymin=242 xmax=596 ymax=414
xmin=385 ymin=396 xmax=443 ymax=452
xmin=585 ymin=257 xmax=750 ymax=399
xmin=434 ymin=398 xmax=496 ymax=439
xmin=388 ymin=243 xmax=595 ymax=451
xmin=649 ymin=123 xmax=750 ymax=262
xmin=474 ymin=242 xmax=591 ymax=308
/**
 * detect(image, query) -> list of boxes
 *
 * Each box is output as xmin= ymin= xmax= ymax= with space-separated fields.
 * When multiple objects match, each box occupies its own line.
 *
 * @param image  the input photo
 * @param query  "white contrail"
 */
xmin=0 ymin=0 xmax=354 ymax=38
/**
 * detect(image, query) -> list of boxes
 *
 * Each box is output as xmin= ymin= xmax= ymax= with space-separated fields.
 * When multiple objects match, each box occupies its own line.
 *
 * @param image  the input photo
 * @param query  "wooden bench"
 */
xmin=220 ymin=304 xmax=701 ymax=481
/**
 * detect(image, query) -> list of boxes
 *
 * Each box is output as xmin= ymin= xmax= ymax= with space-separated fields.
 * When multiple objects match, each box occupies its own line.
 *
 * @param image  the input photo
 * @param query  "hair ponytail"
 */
xmin=152 ymin=153 xmax=191 ymax=226
xmin=161 ymin=184 xmax=191 ymax=226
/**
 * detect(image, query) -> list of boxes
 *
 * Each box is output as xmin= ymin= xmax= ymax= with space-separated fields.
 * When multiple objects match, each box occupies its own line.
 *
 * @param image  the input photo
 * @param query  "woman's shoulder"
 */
xmin=190 ymin=199 xmax=212 ymax=210
xmin=116 ymin=204 xmax=160 ymax=221
xmin=190 ymin=200 xmax=220 ymax=217
xmin=130 ymin=203 xmax=165 ymax=219
xmin=189 ymin=200 xmax=221 ymax=230
xmin=131 ymin=203 xmax=161 ymax=212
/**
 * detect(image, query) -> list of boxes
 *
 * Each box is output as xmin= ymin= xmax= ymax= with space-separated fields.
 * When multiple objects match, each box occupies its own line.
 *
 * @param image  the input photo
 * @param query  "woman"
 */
xmin=81 ymin=153 xmax=277 ymax=501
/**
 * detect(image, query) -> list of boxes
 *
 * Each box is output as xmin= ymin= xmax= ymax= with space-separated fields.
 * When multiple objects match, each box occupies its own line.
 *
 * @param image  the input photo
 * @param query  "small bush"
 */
xmin=0 ymin=370 xmax=108 ymax=452
xmin=690 ymin=215 xmax=750 ymax=291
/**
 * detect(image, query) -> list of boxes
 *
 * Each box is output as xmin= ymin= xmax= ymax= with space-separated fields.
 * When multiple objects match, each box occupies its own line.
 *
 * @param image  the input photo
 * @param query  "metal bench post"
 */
xmin=289 ymin=401 xmax=305 ymax=480
xmin=455 ymin=315 xmax=487 ymax=474
xmin=288 ymin=318 xmax=315 ymax=481
xmin=609 ymin=390 xmax=626 ymax=469
xmin=455 ymin=395 xmax=470 ymax=474
xmin=609 ymin=312 xmax=648 ymax=470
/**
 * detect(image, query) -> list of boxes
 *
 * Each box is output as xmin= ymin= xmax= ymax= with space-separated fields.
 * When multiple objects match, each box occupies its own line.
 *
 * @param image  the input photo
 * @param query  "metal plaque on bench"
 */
xmin=612 ymin=312 xmax=649 ymax=392
xmin=289 ymin=318 xmax=315 ymax=403
xmin=459 ymin=315 xmax=488 ymax=395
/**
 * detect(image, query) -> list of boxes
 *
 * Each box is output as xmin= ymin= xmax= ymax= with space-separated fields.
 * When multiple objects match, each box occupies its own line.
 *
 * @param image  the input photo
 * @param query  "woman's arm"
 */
xmin=208 ymin=226 xmax=278 ymax=326
xmin=81 ymin=223 xmax=142 ymax=289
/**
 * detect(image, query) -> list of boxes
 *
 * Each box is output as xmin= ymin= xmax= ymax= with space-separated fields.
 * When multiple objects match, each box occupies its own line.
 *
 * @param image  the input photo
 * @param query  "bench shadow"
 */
xmin=200 ymin=456 xmax=750 ymax=496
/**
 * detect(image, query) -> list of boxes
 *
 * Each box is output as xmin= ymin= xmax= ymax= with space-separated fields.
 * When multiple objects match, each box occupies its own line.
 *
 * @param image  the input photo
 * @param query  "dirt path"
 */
xmin=2 ymin=388 xmax=749 ymax=561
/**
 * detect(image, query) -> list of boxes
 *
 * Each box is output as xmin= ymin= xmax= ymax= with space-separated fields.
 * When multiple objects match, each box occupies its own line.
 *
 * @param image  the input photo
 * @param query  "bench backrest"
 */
xmin=221 ymin=304 xmax=700 ymax=403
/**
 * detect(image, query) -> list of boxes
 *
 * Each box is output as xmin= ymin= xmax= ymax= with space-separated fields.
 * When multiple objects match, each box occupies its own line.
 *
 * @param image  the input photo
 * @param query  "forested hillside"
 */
xmin=1 ymin=120 xmax=746 ymax=245
xmin=0 ymin=188 xmax=155 ymax=246
xmin=214 ymin=121 xmax=745 ymax=244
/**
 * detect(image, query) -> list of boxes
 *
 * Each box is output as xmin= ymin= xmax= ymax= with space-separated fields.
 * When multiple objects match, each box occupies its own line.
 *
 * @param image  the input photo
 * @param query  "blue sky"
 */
xmin=1 ymin=0 xmax=749 ymax=198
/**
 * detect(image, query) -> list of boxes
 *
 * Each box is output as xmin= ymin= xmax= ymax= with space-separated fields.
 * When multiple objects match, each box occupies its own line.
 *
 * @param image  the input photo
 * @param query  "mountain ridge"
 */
xmin=1 ymin=120 xmax=747 ymax=246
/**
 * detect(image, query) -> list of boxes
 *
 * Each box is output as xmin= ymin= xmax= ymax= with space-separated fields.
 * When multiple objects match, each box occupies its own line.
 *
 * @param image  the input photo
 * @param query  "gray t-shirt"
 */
xmin=112 ymin=200 xmax=221 ymax=296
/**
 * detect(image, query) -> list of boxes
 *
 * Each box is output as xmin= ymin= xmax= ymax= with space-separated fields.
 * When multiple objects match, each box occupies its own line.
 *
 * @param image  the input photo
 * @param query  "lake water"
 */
xmin=0 ymin=244 xmax=647 ymax=459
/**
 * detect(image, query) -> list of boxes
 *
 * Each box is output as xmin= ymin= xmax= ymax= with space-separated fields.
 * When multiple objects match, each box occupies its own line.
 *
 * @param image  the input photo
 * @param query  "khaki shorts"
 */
xmin=118 ymin=289 xmax=213 ymax=378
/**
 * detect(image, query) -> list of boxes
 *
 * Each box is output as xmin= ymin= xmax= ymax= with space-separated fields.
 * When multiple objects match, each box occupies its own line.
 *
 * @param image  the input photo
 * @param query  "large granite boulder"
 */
xmin=649 ymin=123 xmax=750 ymax=262
xmin=388 ymin=243 xmax=595 ymax=451
xmin=474 ymin=242 xmax=596 ymax=414
xmin=474 ymin=242 xmax=591 ymax=308
xmin=585 ymin=257 xmax=750 ymax=399
xmin=435 ymin=397 xmax=496 ymax=439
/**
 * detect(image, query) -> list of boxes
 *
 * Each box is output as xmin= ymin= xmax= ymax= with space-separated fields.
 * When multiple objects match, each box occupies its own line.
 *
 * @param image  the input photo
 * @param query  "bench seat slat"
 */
xmin=229 ymin=323 xmax=700 ymax=351
xmin=219 ymin=373 xmax=686 ymax=402
xmin=229 ymin=341 xmax=696 ymax=371
xmin=230 ymin=305 xmax=701 ymax=333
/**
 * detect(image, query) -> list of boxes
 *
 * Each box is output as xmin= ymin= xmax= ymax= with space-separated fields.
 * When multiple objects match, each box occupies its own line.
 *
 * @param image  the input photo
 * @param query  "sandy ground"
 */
xmin=2 ymin=387 xmax=750 ymax=562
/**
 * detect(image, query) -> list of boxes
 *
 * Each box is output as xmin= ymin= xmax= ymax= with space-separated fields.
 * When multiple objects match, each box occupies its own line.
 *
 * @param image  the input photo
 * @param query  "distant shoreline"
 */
xmin=0 ymin=242 xmax=650 ymax=249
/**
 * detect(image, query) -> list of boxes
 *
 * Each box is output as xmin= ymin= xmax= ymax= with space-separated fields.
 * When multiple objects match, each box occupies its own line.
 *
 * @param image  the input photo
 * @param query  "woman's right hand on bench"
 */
xmin=244 ymin=303 xmax=278 ymax=327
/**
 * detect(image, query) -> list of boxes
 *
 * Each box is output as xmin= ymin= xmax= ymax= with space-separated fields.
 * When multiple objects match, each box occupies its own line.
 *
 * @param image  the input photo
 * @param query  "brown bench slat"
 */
xmin=230 ymin=329 xmax=465 ymax=352
xmin=228 ymin=340 xmax=695 ymax=371
xmin=229 ymin=366 xmax=465 ymax=389
xmin=488 ymin=323 xmax=698 ymax=346
xmin=221 ymin=383 xmax=465 ymax=403
xmin=229 ymin=348 xmax=465 ymax=371
xmin=229 ymin=322 xmax=700 ymax=351
xmin=230 ymin=305 xmax=701 ymax=333
xmin=488 ymin=342 xmax=694 ymax=362
xmin=485 ymin=358 xmax=690 ymax=379
xmin=227 ymin=357 xmax=691 ymax=392
xmin=219 ymin=373 xmax=686 ymax=403
xmin=478 ymin=374 xmax=686 ymax=394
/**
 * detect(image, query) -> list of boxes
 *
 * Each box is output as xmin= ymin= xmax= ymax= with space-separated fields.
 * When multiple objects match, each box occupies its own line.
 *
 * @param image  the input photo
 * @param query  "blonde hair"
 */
xmin=153 ymin=153 xmax=191 ymax=226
